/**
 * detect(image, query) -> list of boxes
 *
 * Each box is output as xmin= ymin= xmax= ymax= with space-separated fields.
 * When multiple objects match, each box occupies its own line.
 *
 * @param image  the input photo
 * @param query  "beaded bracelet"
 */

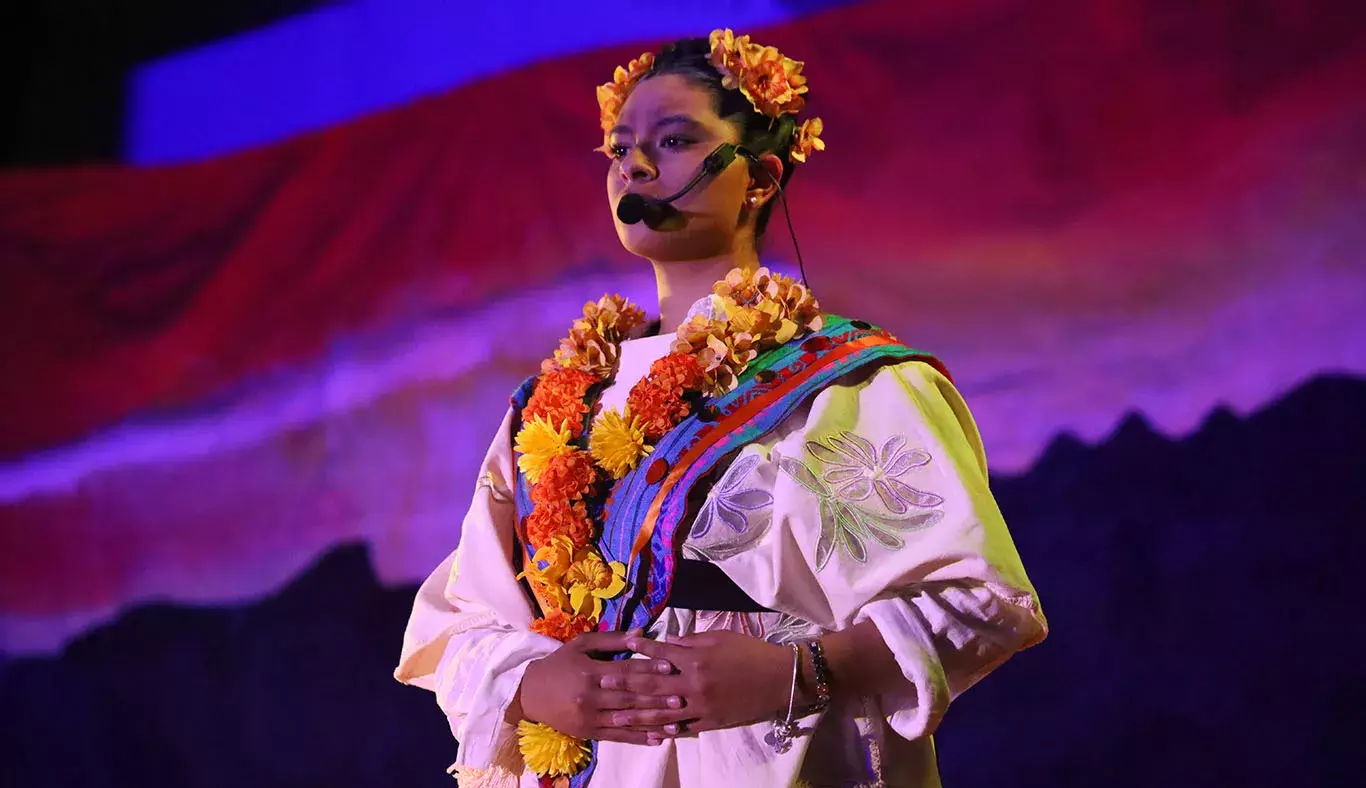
xmin=806 ymin=638 xmax=832 ymax=712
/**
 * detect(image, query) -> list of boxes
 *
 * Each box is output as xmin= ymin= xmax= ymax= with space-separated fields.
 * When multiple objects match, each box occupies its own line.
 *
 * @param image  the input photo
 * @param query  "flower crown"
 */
xmin=595 ymin=28 xmax=825 ymax=163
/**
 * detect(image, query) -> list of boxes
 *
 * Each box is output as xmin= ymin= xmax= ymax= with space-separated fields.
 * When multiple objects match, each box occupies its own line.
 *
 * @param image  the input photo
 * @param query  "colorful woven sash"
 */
xmin=509 ymin=315 xmax=944 ymax=786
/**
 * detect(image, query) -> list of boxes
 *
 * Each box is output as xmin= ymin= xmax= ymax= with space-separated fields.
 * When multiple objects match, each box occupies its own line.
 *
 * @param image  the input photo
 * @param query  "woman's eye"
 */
xmin=660 ymin=135 xmax=693 ymax=149
xmin=609 ymin=144 xmax=629 ymax=159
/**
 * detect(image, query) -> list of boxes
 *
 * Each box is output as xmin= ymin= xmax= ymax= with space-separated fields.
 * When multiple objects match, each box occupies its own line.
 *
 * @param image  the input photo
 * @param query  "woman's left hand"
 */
xmin=612 ymin=630 xmax=796 ymax=736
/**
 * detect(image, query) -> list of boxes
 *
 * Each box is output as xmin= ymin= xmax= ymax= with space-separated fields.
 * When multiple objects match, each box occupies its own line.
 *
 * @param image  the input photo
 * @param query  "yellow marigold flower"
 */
xmin=533 ymin=578 xmax=571 ymax=613
xmin=517 ymin=535 xmax=577 ymax=612
xmin=532 ymin=536 xmax=576 ymax=580
xmin=514 ymin=415 xmax=573 ymax=484
xmin=564 ymin=549 xmax=628 ymax=620
xmin=519 ymin=569 xmax=570 ymax=613
xmin=517 ymin=721 xmax=590 ymax=777
xmin=790 ymin=116 xmax=825 ymax=163
xmin=588 ymin=407 xmax=653 ymax=479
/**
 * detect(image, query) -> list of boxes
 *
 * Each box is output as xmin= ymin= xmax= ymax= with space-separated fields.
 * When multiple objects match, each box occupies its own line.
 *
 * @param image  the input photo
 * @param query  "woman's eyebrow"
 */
xmin=651 ymin=114 xmax=701 ymax=133
xmin=610 ymin=114 xmax=702 ymax=138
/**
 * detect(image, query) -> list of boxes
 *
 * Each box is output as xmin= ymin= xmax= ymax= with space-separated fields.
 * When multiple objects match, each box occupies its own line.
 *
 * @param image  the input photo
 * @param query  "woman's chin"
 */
xmin=618 ymin=224 xmax=680 ymax=260
xmin=617 ymin=218 xmax=720 ymax=262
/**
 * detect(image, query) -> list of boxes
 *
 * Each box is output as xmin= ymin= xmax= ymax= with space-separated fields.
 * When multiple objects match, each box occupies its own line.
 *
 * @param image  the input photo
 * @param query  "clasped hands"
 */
xmin=516 ymin=628 xmax=796 ymax=745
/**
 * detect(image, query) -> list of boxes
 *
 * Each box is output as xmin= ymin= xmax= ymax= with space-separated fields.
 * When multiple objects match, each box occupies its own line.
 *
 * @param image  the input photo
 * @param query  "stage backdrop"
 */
xmin=2 ymin=1 xmax=1364 ymax=786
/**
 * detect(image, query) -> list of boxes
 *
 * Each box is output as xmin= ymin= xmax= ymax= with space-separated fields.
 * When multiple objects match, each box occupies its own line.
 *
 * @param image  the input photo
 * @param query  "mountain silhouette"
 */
xmin=4 ymin=375 xmax=1364 ymax=787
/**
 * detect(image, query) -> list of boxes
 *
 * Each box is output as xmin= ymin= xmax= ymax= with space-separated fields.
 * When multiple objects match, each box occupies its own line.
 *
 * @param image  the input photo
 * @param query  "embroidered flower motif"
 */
xmin=779 ymin=447 xmax=944 ymax=570
xmin=588 ymin=407 xmax=653 ymax=479
xmin=514 ymin=415 xmax=574 ymax=484
xmin=806 ymin=432 xmax=943 ymax=514
xmin=693 ymin=610 xmax=818 ymax=645
xmin=688 ymin=447 xmax=775 ymax=540
xmin=695 ymin=609 xmax=766 ymax=638
xmin=564 ymin=550 xmax=628 ymax=619
xmin=763 ymin=612 xmax=821 ymax=645
xmin=518 ymin=720 xmax=590 ymax=777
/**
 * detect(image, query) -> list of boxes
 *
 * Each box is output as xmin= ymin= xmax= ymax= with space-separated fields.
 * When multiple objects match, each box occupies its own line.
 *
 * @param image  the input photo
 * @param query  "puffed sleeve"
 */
xmin=687 ymin=359 xmax=1047 ymax=740
xmin=394 ymin=408 xmax=561 ymax=771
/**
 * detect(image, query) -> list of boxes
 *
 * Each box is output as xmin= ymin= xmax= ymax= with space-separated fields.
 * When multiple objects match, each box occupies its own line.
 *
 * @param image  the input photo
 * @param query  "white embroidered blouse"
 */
xmin=395 ymin=307 xmax=1047 ymax=787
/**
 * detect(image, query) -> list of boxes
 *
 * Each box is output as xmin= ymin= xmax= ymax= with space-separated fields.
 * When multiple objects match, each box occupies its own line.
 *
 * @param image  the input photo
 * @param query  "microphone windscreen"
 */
xmin=616 ymin=194 xmax=650 ymax=225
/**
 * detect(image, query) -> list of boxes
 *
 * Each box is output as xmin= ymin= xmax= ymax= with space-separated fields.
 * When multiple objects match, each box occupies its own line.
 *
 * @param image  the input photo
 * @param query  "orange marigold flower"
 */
xmin=531 ymin=612 xmax=597 ymax=642
xmin=525 ymin=369 xmax=599 ymax=438
xmin=531 ymin=450 xmax=599 ymax=506
xmin=627 ymin=380 xmax=691 ymax=441
xmin=648 ymin=352 xmax=707 ymax=394
xmin=526 ymin=502 xmax=595 ymax=550
xmin=524 ymin=398 xmax=589 ymax=439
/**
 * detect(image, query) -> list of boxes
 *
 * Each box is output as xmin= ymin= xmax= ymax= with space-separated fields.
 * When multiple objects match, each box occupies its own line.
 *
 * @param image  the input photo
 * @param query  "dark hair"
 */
xmin=643 ymin=37 xmax=800 ymax=241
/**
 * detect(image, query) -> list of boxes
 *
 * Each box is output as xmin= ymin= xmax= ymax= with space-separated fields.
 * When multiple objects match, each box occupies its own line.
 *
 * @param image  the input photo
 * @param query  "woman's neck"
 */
xmin=651 ymin=252 xmax=759 ymax=329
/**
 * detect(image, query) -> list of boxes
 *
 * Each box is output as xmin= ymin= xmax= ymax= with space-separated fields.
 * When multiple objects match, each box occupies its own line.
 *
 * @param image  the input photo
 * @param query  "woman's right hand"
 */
xmin=516 ymin=629 xmax=686 ymax=744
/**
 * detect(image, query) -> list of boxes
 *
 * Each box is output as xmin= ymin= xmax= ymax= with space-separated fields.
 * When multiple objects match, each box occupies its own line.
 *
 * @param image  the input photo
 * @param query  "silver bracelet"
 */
xmin=764 ymin=643 xmax=801 ymax=753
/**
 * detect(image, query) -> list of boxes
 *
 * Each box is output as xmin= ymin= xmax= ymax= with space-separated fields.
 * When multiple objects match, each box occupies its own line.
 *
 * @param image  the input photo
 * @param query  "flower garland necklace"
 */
xmin=512 ymin=267 xmax=821 ymax=778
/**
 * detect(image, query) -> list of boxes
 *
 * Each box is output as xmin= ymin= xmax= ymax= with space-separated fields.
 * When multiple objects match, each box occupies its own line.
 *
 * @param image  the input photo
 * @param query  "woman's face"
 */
xmin=605 ymin=74 xmax=753 ymax=262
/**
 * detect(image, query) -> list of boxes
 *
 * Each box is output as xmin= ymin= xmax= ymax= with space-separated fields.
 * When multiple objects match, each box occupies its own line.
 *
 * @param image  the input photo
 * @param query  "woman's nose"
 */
xmin=620 ymin=148 xmax=657 ymax=183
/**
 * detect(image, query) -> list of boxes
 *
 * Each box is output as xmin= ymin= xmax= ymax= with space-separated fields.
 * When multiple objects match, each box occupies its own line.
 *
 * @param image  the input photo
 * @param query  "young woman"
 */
xmin=396 ymin=30 xmax=1046 ymax=788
